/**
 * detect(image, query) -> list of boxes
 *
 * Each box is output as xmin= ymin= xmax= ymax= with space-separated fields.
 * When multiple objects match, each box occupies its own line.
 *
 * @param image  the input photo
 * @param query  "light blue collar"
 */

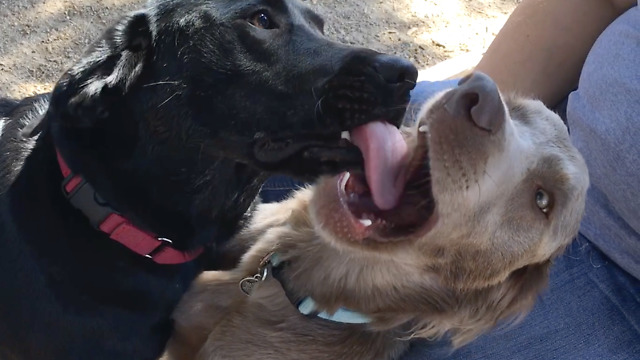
xmin=297 ymin=297 xmax=372 ymax=324
xmin=239 ymin=252 xmax=372 ymax=325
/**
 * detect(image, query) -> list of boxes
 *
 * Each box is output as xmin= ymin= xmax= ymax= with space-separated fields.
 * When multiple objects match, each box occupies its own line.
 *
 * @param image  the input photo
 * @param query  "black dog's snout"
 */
xmin=372 ymin=55 xmax=418 ymax=88
xmin=319 ymin=51 xmax=418 ymax=131
xmin=444 ymin=72 xmax=505 ymax=132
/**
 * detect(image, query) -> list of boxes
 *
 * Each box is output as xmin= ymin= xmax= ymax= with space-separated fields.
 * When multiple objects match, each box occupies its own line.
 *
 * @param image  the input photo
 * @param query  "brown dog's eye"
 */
xmin=535 ymin=189 xmax=552 ymax=214
xmin=249 ymin=12 xmax=274 ymax=29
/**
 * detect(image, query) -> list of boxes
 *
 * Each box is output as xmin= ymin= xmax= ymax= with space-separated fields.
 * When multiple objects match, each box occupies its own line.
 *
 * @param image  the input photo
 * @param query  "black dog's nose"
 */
xmin=444 ymin=72 xmax=505 ymax=132
xmin=372 ymin=55 xmax=418 ymax=88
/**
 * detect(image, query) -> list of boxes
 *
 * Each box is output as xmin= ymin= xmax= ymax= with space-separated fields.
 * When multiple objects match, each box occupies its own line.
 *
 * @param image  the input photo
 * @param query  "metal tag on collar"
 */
xmin=238 ymin=252 xmax=279 ymax=296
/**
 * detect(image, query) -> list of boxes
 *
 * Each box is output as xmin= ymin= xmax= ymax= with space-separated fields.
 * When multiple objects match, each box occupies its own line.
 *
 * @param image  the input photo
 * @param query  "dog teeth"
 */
xmin=358 ymin=218 xmax=373 ymax=227
xmin=339 ymin=172 xmax=351 ymax=192
xmin=341 ymin=131 xmax=351 ymax=141
xmin=418 ymin=125 xmax=428 ymax=133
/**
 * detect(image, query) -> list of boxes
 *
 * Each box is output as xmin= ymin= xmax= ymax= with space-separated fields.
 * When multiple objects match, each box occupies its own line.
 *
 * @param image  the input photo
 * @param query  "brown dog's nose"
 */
xmin=444 ymin=72 xmax=505 ymax=132
xmin=372 ymin=55 xmax=418 ymax=89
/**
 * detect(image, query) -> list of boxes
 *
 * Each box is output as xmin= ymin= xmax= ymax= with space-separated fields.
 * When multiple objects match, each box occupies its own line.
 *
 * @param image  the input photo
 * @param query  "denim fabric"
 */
xmin=403 ymin=237 xmax=640 ymax=360
xmin=402 ymin=79 xmax=459 ymax=126
xmin=259 ymin=175 xmax=306 ymax=203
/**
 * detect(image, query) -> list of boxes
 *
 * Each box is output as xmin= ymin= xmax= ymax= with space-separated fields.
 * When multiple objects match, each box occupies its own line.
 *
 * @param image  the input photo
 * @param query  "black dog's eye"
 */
xmin=535 ymin=188 xmax=552 ymax=215
xmin=249 ymin=11 xmax=275 ymax=29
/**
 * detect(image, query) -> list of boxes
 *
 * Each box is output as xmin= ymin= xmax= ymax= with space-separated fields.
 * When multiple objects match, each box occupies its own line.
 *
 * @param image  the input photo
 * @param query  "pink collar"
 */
xmin=56 ymin=150 xmax=204 ymax=265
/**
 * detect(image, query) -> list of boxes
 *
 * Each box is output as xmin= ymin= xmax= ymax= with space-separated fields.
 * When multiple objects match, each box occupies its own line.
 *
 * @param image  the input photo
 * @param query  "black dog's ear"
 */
xmin=50 ymin=11 xmax=154 ymax=127
xmin=120 ymin=12 xmax=154 ymax=53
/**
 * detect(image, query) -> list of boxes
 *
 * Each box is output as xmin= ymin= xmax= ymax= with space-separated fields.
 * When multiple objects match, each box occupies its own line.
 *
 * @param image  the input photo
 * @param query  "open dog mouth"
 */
xmin=334 ymin=126 xmax=436 ymax=241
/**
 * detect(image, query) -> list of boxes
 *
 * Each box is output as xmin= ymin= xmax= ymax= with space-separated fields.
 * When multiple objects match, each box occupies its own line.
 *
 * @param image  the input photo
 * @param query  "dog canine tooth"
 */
xmin=341 ymin=131 xmax=351 ymax=141
xmin=418 ymin=125 xmax=428 ymax=133
xmin=359 ymin=218 xmax=373 ymax=227
xmin=339 ymin=172 xmax=351 ymax=192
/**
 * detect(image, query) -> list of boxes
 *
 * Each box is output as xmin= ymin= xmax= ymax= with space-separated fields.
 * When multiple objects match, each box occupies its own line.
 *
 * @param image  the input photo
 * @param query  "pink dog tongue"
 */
xmin=351 ymin=121 xmax=409 ymax=210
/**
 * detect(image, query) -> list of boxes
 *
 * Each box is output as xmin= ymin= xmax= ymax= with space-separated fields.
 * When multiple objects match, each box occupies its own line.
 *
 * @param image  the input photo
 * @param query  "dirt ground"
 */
xmin=0 ymin=0 xmax=520 ymax=99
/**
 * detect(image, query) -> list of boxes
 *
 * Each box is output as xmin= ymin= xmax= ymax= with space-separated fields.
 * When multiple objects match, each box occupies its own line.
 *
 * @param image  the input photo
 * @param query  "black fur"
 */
xmin=0 ymin=0 xmax=417 ymax=359
xmin=0 ymin=98 xmax=19 ymax=115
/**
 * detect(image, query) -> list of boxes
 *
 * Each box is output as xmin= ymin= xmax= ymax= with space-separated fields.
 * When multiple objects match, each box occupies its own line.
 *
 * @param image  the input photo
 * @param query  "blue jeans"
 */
xmin=403 ymin=237 xmax=640 ymax=360
xmin=259 ymin=80 xmax=640 ymax=360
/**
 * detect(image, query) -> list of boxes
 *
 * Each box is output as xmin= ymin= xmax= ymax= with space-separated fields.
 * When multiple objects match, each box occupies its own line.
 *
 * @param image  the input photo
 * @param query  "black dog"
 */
xmin=0 ymin=0 xmax=416 ymax=359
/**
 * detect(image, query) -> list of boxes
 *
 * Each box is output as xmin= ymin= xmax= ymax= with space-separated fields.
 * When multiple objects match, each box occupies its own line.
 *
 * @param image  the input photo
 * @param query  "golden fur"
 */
xmin=164 ymin=83 xmax=589 ymax=360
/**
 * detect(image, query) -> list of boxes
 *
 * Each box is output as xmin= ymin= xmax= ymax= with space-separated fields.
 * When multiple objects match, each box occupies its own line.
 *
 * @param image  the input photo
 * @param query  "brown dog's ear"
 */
xmin=49 ymin=11 xmax=154 ymax=127
xmin=405 ymin=260 xmax=552 ymax=348
xmin=449 ymin=260 xmax=552 ymax=347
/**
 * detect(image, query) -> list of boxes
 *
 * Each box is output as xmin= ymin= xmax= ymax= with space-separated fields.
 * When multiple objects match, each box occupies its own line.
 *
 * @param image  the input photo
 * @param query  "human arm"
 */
xmin=475 ymin=0 xmax=637 ymax=107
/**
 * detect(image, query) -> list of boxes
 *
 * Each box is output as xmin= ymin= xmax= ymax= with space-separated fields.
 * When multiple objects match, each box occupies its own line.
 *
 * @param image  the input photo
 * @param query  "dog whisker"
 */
xmin=143 ymin=81 xmax=181 ymax=87
xmin=386 ymin=105 xmax=412 ymax=111
xmin=475 ymin=177 xmax=482 ymax=206
xmin=198 ymin=143 xmax=205 ymax=164
xmin=405 ymin=176 xmax=431 ymax=188
xmin=483 ymin=169 xmax=498 ymax=188
xmin=416 ymin=198 xmax=434 ymax=210
xmin=158 ymin=92 xmax=181 ymax=108
xmin=314 ymin=96 xmax=326 ymax=121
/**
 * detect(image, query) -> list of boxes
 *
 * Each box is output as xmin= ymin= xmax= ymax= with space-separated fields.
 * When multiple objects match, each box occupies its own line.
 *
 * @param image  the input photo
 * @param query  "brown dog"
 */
xmin=164 ymin=73 xmax=590 ymax=360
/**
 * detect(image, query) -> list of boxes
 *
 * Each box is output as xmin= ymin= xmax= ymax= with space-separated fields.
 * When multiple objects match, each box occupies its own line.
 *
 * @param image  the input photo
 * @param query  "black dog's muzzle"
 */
xmin=251 ymin=51 xmax=418 ymax=179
